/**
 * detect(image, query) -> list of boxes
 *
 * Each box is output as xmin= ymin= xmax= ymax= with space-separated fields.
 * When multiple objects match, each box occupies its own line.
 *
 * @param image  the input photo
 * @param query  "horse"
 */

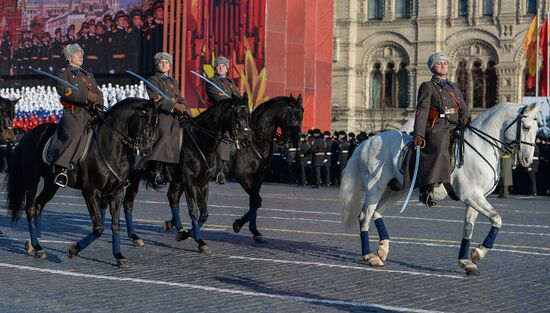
xmin=6 ymin=98 xmax=158 ymax=267
xmin=121 ymin=93 xmax=252 ymax=253
xmin=340 ymin=102 xmax=541 ymax=276
xmin=228 ymin=95 xmax=304 ymax=243
xmin=0 ymin=96 xmax=17 ymax=236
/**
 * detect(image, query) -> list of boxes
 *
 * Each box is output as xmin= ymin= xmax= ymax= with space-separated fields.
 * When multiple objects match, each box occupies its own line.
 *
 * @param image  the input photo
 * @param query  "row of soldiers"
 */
xmin=1 ymin=2 xmax=164 ymax=77
xmin=267 ymin=130 xmax=370 ymax=188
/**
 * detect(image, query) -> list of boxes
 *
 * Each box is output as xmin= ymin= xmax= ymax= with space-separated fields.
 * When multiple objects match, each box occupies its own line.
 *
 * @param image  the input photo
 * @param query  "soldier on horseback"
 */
xmin=50 ymin=43 xmax=104 ymax=187
xmin=144 ymin=52 xmax=189 ymax=186
xmin=205 ymin=56 xmax=242 ymax=184
xmin=412 ymin=52 xmax=471 ymax=206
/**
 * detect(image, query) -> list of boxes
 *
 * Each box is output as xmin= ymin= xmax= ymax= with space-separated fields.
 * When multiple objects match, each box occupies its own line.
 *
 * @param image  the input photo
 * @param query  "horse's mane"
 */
xmin=470 ymin=103 xmax=521 ymax=129
xmin=104 ymin=97 xmax=149 ymax=123
xmin=193 ymin=98 xmax=236 ymax=123
xmin=251 ymin=96 xmax=289 ymax=122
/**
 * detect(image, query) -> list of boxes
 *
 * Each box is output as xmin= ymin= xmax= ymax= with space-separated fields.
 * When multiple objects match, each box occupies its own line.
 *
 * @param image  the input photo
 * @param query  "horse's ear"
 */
xmin=13 ymin=98 xmax=21 ymax=105
xmin=526 ymin=102 xmax=542 ymax=115
xmin=289 ymin=93 xmax=294 ymax=100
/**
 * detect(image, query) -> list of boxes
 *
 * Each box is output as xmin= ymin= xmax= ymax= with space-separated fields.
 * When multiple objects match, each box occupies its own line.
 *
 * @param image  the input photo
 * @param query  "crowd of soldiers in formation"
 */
xmin=0 ymin=2 xmax=164 ymax=77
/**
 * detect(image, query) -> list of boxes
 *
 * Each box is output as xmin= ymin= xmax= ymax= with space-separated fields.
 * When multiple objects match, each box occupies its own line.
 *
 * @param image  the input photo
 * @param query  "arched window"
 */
xmin=370 ymin=64 xmax=383 ymax=107
xmin=397 ymin=64 xmax=409 ymax=108
xmin=384 ymin=63 xmax=396 ymax=107
xmin=483 ymin=0 xmax=493 ymax=16
xmin=396 ymin=0 xmax=412 ymax=18
xmin=527 ymin=0 xmax=537 ymax=14
xmin=459 ymin=0 xmax=468 ymax=16
xmin=485 ymin=61 xmax=498 ymax=108
xmin=456 ymin=59 xmax=469 ymax=103
xmin=472 ymin=61 xmax=484 ymax=108
xmin=368 ymin=0 xmax=384 ymax=20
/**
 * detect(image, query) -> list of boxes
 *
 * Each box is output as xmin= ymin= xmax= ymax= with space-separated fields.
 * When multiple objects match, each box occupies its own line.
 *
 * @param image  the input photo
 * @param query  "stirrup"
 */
xmin=54 ymin=172 xmax=68 ymax=188
xmin=216 ymin=172 xmax=226 ymax=185
xmin=153 ymin=172 xmax=167 ymax=186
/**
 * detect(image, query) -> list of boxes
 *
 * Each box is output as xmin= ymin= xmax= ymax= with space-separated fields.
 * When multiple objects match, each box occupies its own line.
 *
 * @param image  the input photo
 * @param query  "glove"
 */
xmin=413 ymin=135 xmax=425 ymax=148
xmin=86 ymin=92 xmax=98 ymax=104
xmin=460 ymin=115 xmax=471 ymax=126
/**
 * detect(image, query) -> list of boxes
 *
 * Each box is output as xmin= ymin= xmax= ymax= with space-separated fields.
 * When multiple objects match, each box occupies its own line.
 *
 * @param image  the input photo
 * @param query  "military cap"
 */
xmin=348 ymin=132 xmax=355 ymax=138
xmin=103 ymin=14 xmax=113 ymax=22
xmin=131 ymin=8 xmax=144 ymax=18
xmin=214 ymin=56 xmax=229 ymax=68
xmin=152 ymin=1 xmax=163 ymax=12
xmin=313 ymin=129 xmax=321 ymax=135
xmin=55 ymin=28 xmax=62 ymax=34
xmin=154 ymin=52 xmax=172 ymax=65
xmin=88 ymin=19 xmax=96 ymax=25
xmin=62 ymin=43 xmax=84 ymax=60
xmin=323 ymin=131 xmax=331 ymax=136
xmin=427 ymin=52 xmax=449 ymax=70
xmin=307 ymin=129 xmax=314 ymax=135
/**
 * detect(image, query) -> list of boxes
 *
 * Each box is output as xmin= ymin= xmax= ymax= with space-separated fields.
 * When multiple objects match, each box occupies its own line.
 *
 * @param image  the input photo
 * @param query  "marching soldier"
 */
xmin=0 ymin=31 xmax=12 ymax=76
xmin=94 ymin=22 xmax=107 ymax=73
xmin=65 ymin=24 xmax=76 ymax=45
xmin=284 ymin=140 xmax=298 ymax=183
xmin=51 ymin=28 xmax=64 ymax=71
xmin=348 ymin=132 xmax=357 ymax=158
xmin=322 ymin=131 xmax=332 ymax=187
xmin=144 ymin=52 xmax=190 ymax=185
xmin=297 ymin=133 xmax=311 ymax=186
xmin=84 ymin=20 xmax=100 ymax=72
xmin=38 ymin=32 xmax=51 ymax=71
xmin=498 ymin=154 xmax=513 ymax=198
xmin=49 ymin=44 xmax=104 ymax=187
xmin=413 ymin=52 xmax=471 ymax=206
xmin=109 ymin=11 xmax=130 ymax=74
xmin=337 ymin=131 xmax=350 ymax=185
xmin=205 ymin=56 xmax=242 ymax=184
xmin=29 ymin=34 xmax=40 ymax=70
xmin=310 ymin=129 xmax=326 ymax=188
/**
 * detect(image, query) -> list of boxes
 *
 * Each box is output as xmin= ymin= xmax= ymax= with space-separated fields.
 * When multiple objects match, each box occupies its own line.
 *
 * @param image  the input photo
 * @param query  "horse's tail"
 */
xmin=340 ymin=145 xmax=364 ymax=227
xmin=6 ymin=142 xmax=25 ymax=220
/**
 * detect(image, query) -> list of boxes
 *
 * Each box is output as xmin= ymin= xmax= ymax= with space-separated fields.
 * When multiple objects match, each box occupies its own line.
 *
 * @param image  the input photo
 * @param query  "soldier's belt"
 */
xmin=299 ymin=154 xmax=305 ymax=157
xmin=87 ymin=55 xmax=98 ymax=60
xmin=273 ymin=153 xmax=282 ymax=156
xmin=40 ymin=57 xmax=48 ymax=60
xmin=326 ymin=152 xmax=333 ymax=155
xmin=112 ymin=54 xmax=126 ymax=59
xmin=288 ymin=148 xmax=297 ymax=151
xmin=341 ymin=150 xmax=349 ymax=153
xmin=30 ymin=57 xmax=39 ymax=60
xmin=314 ymin=152 xmax=325 ymax=156
xmin=52 ymin=55 xmax=61 ymax=58
xmin=23 ymin=57 xmax=29 ymax=60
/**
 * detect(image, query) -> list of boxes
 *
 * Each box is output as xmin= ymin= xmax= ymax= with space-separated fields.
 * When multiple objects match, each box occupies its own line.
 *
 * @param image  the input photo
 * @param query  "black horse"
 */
xmin=122 ymin=94 xmax=252 ymax=253
xmin=0 ymin=96 xmax=17 ymax=236
xmin=6 ymin=98 xmax=158 ymax=267
xmin=159 ymin=95 xmax=304 ymax=243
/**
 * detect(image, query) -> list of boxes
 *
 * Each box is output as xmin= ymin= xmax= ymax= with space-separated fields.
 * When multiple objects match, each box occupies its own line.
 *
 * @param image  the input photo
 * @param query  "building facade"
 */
xmin=332 ymin=0 xmax=544 ymax=132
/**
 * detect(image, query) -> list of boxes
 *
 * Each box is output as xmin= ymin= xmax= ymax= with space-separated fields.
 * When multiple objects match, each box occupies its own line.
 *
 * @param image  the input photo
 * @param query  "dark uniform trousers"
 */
xmin=413 ymin=75 xmax=471 ymax=187
xmin=144 ymin=73 xmax=186 ymax=166
xmin=49 ymin=67 xmax=104 ymax=169
xmin=310 ymin=136 xmax=326 ymax=187
xmin=337 ymin=140 xmax=350 ymax=185
xmin=205 ymin=74 xmax=242 ymax=171
xmin=298 ymin=141 xmax=311 ymax=185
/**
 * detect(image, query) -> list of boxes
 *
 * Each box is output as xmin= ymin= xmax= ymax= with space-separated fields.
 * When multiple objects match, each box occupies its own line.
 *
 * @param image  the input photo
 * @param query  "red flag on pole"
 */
xmin=539 ymin=18 xmax=548 ymax=96
xmin=525 ymin=16 xmax=539 ymax=89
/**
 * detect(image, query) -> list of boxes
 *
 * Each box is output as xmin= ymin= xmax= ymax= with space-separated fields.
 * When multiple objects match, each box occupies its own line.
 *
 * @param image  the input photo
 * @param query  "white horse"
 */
xmin=340 ymin=103 xmax=541 ymax=276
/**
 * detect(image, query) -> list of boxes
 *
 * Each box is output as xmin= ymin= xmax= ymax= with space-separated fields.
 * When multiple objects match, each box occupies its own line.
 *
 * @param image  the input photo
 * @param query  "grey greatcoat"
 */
xmin=145 ymin=73 xmax=186 ymax=165
xmin=49 ymin=66 xmax=104 ymax=168
xmin=413 ymin=75 xmax=471 ymax=186
xmin=205 ymin=74 xmax=242 ymax=162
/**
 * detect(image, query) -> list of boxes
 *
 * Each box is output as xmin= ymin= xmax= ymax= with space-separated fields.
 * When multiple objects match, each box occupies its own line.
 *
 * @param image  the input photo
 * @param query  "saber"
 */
xmin=25 ymin=68 xmax=79 ymax=90
xmin=400 ymin=146 xmax=421 ymax=213
xmin=126 ymin=70 xmax=169 ymax=100
xmin=190 ymin=70 xmax=230 ymax=98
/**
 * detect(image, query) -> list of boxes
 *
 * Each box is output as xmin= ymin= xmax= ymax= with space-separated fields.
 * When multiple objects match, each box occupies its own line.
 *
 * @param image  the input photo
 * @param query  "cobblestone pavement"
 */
xmin=0 ymin=177 xmax=549 ymax=312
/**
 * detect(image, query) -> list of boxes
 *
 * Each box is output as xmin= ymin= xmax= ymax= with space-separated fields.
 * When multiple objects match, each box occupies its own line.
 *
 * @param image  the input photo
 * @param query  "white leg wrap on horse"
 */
xmin=377 ymin=239 xmax=389 ymax=262
xmin=471 ymin=245 xmax=489 ymax=264
xmin=363 ymin=252 xmax=384 ymax=267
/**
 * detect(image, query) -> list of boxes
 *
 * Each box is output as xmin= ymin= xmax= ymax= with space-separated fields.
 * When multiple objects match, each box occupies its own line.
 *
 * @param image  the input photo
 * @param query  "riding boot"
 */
xmin=419 ymin=184 xmax=436 ymax=207
xmin=54 ymin=166 xmax=69 ymax=188
xmin=216 ymin=160 xmax=227 ymax=184
xmin=148 ymin=162 xmax=167 ymax=187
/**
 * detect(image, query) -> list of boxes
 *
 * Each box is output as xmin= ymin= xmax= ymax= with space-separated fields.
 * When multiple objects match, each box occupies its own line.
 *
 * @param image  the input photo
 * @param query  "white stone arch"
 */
xmin=362 ymin=40 xmax=412 ymax=108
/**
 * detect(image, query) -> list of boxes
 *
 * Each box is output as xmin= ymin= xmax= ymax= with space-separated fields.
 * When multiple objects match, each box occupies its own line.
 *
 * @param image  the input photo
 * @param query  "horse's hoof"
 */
xmin=253 ymin=235 xmax=267 ymax=244
xmin=458 ymin=259 xmax=480 ymax=276
xmin=198 ymin=240 xmax=211 ymax=254
xmin=25 ymin=240 xmax=34 ymax=255
xmin=377 ymin=240 xmax=390 ymax=262
xmin=363 ymin=253 xmax=384 ymax=267
xmin=34 ymin=250 xmax=47 ymax=260
xmin=162 ymin=220 xmax=172 ymax=232
xmin=116 ymin=258 xmax=129 ymax=268
xmin=471 ymin=246 xmax=488 ymax=264
xmin=132 ymin=239 xmax=144 ymax=247
xmin=67 ymin=244 xmax=80 ymax=259
xmin=232 ymin=219 xmax=242 ymax=233
xmin=175 ymin=230 xmax=192 ymax=242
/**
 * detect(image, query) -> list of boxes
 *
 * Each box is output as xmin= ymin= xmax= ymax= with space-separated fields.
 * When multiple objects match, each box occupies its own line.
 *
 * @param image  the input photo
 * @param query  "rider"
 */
xmin=50 ymin=43 xmax=104 ymax=187
xmin=412 ymin=52 xmax=471 ymax=206
xmin=205 ymin=55 xmax=241 ymax=184
xmin=145 ymin=52 xmax=189 ymax=186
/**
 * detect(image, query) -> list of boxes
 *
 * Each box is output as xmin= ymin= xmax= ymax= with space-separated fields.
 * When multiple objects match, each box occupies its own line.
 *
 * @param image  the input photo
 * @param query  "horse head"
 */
xmin=0 ymin=96 xmax=18 ymax=143
xmin=503 ymin=102 xmax=541 ymax=168
xmin=222 ymin=93 xmax=251 ymax=150
xmin=284 ymin=94 xmax=304 ymax=146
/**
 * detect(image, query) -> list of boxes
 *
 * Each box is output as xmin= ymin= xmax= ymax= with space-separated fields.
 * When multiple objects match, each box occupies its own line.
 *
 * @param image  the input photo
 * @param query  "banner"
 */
xmin=524 ymin=16 xmax=539 ymax=90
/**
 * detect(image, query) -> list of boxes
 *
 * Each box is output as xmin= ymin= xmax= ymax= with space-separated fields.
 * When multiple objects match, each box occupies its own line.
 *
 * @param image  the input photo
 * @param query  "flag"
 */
xmin=524 ymin=16 xmax=539 ymax=89
xmin=540 ymin=18 xmax=549 ymax=96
